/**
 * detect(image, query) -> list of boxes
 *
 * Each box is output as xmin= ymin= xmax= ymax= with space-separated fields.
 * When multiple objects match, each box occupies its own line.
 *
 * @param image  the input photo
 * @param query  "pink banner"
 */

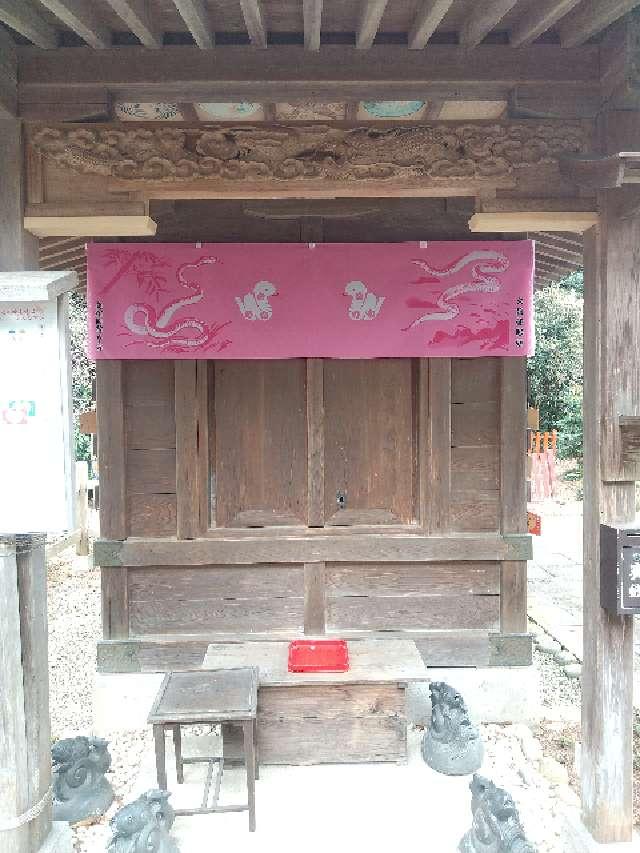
xmin=87 ymin=241 xmax=534 ymax=359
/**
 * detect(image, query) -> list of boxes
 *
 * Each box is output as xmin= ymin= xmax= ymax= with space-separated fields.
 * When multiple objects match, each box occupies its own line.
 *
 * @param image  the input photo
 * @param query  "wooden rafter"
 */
xmin=0 ymin=0 xmax=57 ymax=49
xmin=103 ymin=0 xmax=163 ymax=48
xmin=303 ymin=0 xmax=322 ymax=51
xmin=239 ymin=0 xmax=267 ymax=48
xmin=460 ymin=0 xmax=520 ymax=48
xmin=172 ymin=0 xmax=214 ymax=49
xmin=559 ymin=0 xmax=640 ymax=48
xmin=509 ymin=0 xmax=582 ymax=47
xmin=356 ymin=0 xmax=389 ymax=50
xmin=408 ymin=0 xmax=455 ymax=50
xmin=36 ymin=0 xmax=111 ymax=49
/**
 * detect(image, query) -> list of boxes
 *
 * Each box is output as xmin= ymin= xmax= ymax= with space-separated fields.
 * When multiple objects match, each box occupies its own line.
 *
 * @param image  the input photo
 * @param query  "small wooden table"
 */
xmin=148 ymin=667 xmax=259 ymax=831
xmin=202 ymin=639 xmax=428 ymax=765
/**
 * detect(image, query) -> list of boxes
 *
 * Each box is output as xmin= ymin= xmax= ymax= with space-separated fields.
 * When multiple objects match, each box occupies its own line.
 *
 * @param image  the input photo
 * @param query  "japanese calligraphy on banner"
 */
xmin=87 ymin=241 xmax=534 ymax=359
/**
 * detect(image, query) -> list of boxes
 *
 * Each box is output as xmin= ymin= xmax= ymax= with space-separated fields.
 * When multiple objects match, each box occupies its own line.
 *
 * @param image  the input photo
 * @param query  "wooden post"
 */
xmin=0 ymin=535 xmax=52 ymax=853
xmin=75 ymin=460 xmax=89 ymax=556
xmin=581 ymin=212 xmax=636 ymax=842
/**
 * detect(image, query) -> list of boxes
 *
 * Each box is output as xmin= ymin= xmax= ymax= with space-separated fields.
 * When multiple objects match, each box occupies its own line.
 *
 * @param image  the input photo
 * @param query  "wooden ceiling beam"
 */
xmin=0 ymin=0 xmax=57 ymax=49
xmin=460 ymin=0 xmax=520 ymax=48
xmin=303 ymin=0 xmax=322 ymax=51
xmin=469 ymin=211 xmax=598 ymax=233
xmin=172 ymin=0 xmax=214 ymax=49
xmin=17 ymin=45 xmax=600 ymax=107
xmin=239 ymin=0 xmax=267 ymax=48
xmin=36 ymin=0 xmax=111 ymax=49
xmin=408 ymin=0 xmax=455 ymax=50
xmin=509 ymin=0 xmax=582 ymax=47
xmin=103 ymin=0 xmax=163 ymax=48
xmin=559 ymin=0 xmax=640 ymax=48
xmin=356 ymin=0 xmax=389 ymax=50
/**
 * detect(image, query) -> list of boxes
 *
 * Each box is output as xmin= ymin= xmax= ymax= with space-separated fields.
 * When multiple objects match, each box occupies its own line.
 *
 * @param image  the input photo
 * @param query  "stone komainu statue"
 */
xmin=421 ymin=681 xmax=484 ymax=775
xmin=52 ymin=736 xmax=115 ymax=822
xmin=108 ymin=790 xmax=179 ymax=853
xmin=459 ymin=775 xmax=536 ymax=853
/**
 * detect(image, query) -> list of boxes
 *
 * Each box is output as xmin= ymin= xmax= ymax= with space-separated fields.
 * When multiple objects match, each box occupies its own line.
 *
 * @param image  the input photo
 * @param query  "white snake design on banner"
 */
xmin=123 ymin=256 xmax=230 ymax=350
xmin=404 ymin=250 xmax=509 ymax=330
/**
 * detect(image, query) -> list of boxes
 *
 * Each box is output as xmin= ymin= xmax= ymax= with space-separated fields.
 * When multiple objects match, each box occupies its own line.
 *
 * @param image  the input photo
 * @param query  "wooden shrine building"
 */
xmin=1 ymin=0 xmax=639 ymax=846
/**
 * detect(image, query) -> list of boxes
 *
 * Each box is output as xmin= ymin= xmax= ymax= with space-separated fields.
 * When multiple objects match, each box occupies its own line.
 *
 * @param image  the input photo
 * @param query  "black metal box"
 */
xmin=600 ymin=524 xmax=640 ymax=615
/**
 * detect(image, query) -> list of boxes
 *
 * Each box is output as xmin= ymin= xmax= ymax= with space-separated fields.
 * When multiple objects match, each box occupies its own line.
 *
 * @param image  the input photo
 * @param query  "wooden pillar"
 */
xmin=0 ymin=535 xmax=52 ymax=853
xmin=0 ymin=119 xmax=38 ymax=271
xmin=581 ymin=212 xmax=636 ymax=841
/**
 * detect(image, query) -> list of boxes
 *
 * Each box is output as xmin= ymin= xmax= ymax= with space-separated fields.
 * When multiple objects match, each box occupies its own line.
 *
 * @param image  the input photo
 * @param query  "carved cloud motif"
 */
xmin=31 ymin=122 xmax=588 ymax=184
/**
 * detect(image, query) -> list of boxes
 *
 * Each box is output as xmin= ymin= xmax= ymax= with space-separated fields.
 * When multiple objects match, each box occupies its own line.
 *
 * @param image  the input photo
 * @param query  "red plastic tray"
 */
xmin=288 ymin=639 xmax=350 ymax=673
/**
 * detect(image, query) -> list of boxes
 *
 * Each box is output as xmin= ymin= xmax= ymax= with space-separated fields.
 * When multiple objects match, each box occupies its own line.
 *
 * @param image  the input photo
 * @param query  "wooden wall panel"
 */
xmin=326 ymin=560 xmax=500 ymax=632
xmin=213 ymin=360 xmax=307 ymax=527
xmin=324 ymin=359 xmax=415 ymax=525
xmin=128 ymin=564 xmax=305 ymax=635
xmin=450 ymin=358 xmax=500 ymax=532
xmin=124 ymin=361 xmax=176 ymax=537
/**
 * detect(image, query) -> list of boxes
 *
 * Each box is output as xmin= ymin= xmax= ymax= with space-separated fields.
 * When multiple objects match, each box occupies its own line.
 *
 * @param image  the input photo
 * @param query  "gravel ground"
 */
xmin=47 ymin=547 xmax=615 ymax=851
xmin=47 ymin=548 xmax=151 ymax=851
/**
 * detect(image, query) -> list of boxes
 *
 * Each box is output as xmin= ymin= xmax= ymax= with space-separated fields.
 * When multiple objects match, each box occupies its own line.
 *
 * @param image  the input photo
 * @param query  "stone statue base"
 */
xmin=422 ymin=729 xmax=484 ymax=776
xmin=53 ymin=776 xmax=114 ymax=823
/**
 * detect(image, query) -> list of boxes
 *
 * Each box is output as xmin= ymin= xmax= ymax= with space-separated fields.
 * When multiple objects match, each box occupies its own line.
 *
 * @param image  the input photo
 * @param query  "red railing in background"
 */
xmin=528 ymin=430 xmax=558 ymax=501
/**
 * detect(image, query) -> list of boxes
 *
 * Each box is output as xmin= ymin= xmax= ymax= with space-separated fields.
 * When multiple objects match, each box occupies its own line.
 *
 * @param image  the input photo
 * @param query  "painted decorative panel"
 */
xmin=276 ymin=102 xmax=345 ymax=121
xmin=115 ymin=103 xmax=184 ymax=121
xmin=194 ymin=102 xmax=264 ymax=121
xmin=87 ymin=242 xmax=534 ymax=359
xmin=358 ymin=100 xmax=428 ymax=120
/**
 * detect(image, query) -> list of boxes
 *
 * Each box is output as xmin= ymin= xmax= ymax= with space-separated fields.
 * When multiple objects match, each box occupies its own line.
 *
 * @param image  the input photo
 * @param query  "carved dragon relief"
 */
xmin=30 ymin=122 xmax=589 ymax=184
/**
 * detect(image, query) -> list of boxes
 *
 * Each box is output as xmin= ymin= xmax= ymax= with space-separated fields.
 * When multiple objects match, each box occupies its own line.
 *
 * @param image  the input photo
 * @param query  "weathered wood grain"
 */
xmin=324 ymin=359 xmax=415 ymax=525
xmin=214 ymin=360 xmax=307 ymax=527
xmin=128 ymin=564 xmax=304 ymax=601
xmin=450 ymin=492 xmax=500 ymax=533
xmin=425 ymin=359 xmax=451 ymax=533
xmin=451 ymin=447 xmax=499 ymax=490
xmin=128 ymin=494 xmax=177 ymax=537
xmin=125 ymin=360 xmax=174 ymax=405
xmin=96 ymin=361 xmax=126 ymax=539
xmin=306 ymin=358 xmax=324 ymax=527
xmin=175 ymin=361 xmax=199 ymax=539
xmin=327 ymin=594 xmax=499 ymax=632
xmin=101 ymin=566 xmax=129 ymax=639
xmin=452 ymin=358 xmax=499 ymax=403
xmin=581 ymin=218 xmax=635 ymax=842
xmin=196 ymin=360 xmax=210 ymax=532
xmin=451 ymin=401 xmax=499 ymax=446
xmin=94 ymin=533 xmax=533 ymax=566
xmin=304 ymin=562 xmax=326 ymax=634
xmin=125 ymin=404 xmax=175 ymax=450
xmin=325 ymin=562 xmax=500 ymax=597
xmin=127 ymin=448 xmax=176 ymax=494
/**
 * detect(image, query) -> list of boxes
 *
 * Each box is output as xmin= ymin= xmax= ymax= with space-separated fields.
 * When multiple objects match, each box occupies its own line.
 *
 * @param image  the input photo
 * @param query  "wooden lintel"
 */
xmin=619 ymin=416 xmax=640 ymax=465
xmin=469 ymin=211 xmax=598 ymax=234
xmin=24 ymin=215 xmax=157 ymax=237
xmin=17 ymin=45 xmax=600 ymax=107
xmin=93 ymin=533 xmax=533 ymax=567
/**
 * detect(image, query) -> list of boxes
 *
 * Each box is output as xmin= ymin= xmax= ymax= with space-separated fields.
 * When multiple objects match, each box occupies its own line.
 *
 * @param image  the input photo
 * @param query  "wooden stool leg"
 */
xmin=154 ymin=725 xmax=167 ymax=790
xmin=173 ymin=724 xmax=184 ymax=783
xmin=243 ymin=721 xmax=256 ymax=832
xmin=253 ymin=716 xmax=259 ymax=781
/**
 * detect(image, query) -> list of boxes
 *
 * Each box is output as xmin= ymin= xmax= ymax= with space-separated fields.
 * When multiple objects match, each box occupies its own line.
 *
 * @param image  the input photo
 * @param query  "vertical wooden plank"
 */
xmin=306 ymin=359 xmax=324 ymax=527
xmin=175 ymin=360 xmax=199 ymax=539
xmin=304 ymin=561 xmax=326 ymax=634
xmin=500 ymin=357 xmax=528 ymax=633
xmin=0 ymin=119 xmax=38 ymax=271
xmin=75 ymin=459 xmax=89 ymax=556
xmin=0 ymin=536 xmax=30 ymax=853
xmin=302 ymin=217 xmax=325 ymax=528
xmin=97 ymin=361 xmax=128 ymax=639
xmin=15 ymin=535 xmax=52 ymax=851
xmin=417 ymin=358 xmax=429 ymax=528
xmin=581 ymin=220 xmax=635 ymax=843
xmin=97 ymin=361 xmax=126 ymax=539
xmin=196 ymin=360 xmax=210 ymax=533
xmin=425 ymin=358 xmax=451 ymax=534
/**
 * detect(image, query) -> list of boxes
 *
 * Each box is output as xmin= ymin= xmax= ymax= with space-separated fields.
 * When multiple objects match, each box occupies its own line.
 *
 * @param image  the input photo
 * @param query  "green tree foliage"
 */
xmin=69 ymin=291 xmax=95 ymax=469
xmin=527 ymin=272 xmax=583 ymax=461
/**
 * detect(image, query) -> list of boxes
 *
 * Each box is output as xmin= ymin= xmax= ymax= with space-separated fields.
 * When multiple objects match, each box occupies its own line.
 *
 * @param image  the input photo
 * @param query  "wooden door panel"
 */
xmin=213 ymin=360 xmax=307 ymax=527
xmin=323 ymin=359 xmax=415 ymax=525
